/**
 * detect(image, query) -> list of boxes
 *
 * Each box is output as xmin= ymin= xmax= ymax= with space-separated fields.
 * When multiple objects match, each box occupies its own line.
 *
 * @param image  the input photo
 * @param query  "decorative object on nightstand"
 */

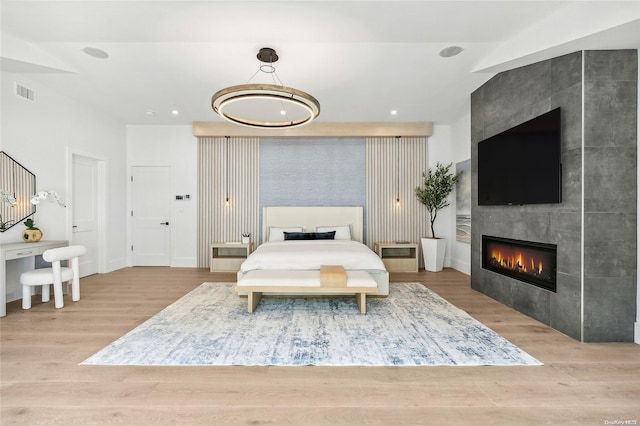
xmin=415 ymin=162 xmax=461 ymax=272
xmin=22 ymin=218 xmax=43 ymax=242
xmin=374 ymin=242 xmax=418 ymax=273
xmin=241 ymin=232 xmax=250 ymax=244
xmin=210 ymin=242 xmax=253 ymax=272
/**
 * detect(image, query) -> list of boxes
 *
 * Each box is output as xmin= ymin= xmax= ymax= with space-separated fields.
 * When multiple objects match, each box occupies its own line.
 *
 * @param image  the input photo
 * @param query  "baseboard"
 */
xmin=171 ymin=257 xmax=198 ymax=268
xmin=106 ymin=257 xmax=197 ymax=270
xmin=450 ymin=258 xmax=471 ymax=275
xmin=106 ymin=257 xmax=127 ymax=273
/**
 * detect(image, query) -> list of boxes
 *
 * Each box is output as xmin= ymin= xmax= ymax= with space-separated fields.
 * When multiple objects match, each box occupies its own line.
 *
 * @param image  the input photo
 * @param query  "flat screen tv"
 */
xmin=478 ymin=107 xmax=561 ymax=206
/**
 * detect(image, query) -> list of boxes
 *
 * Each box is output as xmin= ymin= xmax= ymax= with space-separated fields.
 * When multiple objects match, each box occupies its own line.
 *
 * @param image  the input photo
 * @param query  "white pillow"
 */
xmin=268 ymin=226 xmax=304 ymax=242
xmin=316 ymin=225 xmax=351 ymax=240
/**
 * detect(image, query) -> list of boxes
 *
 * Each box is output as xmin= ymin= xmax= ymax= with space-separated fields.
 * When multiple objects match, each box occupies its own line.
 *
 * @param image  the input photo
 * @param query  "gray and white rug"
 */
xmin=82 ymin=282 xmax=542 ymax=366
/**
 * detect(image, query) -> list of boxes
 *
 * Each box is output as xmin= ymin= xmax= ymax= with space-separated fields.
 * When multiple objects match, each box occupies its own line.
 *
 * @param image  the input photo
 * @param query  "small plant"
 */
xmin=242 ymin=232 xmax=250 ymax=238
xmin=22 ymin=217 xmax=43 ymax=242
xmin=415 ymin=162 xmax=461 ymax=239
xmin=23 ymin=218 xmax=39 ymax=230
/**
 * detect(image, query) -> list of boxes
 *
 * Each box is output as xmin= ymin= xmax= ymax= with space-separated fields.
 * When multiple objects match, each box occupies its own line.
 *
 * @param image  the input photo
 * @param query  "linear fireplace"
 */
xmin=482 ymin=235 xmax=557 ymax=292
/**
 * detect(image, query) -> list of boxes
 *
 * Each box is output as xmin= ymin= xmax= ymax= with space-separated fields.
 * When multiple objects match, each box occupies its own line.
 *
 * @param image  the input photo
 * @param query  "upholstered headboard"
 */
xmin=262 ymin=206 xmax=364 ymax=243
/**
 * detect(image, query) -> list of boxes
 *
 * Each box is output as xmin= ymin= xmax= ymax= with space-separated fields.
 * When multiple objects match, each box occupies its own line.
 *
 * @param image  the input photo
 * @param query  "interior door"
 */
xmin=132 ymin=166 xmax=172 ymax=266
xmin=72 ymin=155 xmax=99 ymax=277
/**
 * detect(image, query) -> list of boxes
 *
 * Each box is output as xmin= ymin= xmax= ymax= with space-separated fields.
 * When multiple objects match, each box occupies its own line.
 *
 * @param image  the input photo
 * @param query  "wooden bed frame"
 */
xmin=236 ymin=206 xmax=390 ymax=307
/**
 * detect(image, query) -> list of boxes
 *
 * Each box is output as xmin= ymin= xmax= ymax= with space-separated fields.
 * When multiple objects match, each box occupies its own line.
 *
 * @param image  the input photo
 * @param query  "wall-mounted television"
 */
xmin=478 ymin=107 xmax=561 ymax=206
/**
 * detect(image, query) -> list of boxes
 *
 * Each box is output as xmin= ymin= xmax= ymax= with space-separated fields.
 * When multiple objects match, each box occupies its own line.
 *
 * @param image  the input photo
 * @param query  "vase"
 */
xmin=23 ymin=229 xmax=43 ymax=243
xmin=421 ymin=237 xmax=446 ymax=272
xmin=242 ymin=236 xmax=250 ymax=244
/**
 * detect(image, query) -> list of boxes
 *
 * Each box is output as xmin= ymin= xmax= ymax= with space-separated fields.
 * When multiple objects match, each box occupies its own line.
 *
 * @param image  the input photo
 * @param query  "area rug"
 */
xmin=82 ymin=282 xmax=542 ymax=366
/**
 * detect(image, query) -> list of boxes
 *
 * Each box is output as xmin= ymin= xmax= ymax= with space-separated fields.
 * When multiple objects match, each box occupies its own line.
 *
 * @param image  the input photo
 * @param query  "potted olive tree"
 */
xmin=415 ymin=162 xmax=460 ymax=272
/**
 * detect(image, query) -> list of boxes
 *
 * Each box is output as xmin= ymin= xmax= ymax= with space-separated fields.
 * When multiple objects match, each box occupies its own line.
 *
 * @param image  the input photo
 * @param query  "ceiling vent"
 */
xmin=15 ymin=83 xmax=36 ymax=102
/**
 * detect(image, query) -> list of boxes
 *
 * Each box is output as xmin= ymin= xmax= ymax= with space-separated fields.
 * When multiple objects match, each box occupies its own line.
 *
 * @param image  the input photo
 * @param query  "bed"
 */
xmin=235 ymin=206 xmax=390 ymax=312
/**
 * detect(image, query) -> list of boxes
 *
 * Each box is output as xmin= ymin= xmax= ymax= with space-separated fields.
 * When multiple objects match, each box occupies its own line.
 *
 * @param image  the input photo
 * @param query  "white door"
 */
xmin=132 ymin=166 xmax=172 ymax=266
xmin=72 ymin=155 xmax=99 ymax=277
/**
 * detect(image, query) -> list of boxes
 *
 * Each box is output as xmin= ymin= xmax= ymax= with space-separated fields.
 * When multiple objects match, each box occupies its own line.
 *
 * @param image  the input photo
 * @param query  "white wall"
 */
xmin=425 ymin=123 xmax=457 ymax=269
xmin=449 ymin=104 xmax=472 ymax=275
xmin=1 ymin=66 xmax=471 ymax=277
xmin=126 ymin=125 xmax=198 ymax=267
xmin=1 ymin=71 xmax=128 ymax=271
xmin=126 ymin=127 xmax=449 ymax=270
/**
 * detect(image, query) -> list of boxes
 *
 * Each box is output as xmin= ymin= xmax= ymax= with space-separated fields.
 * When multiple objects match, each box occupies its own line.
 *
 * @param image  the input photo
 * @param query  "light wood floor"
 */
xmin=1 ymin=267 xmax=639 ymax=425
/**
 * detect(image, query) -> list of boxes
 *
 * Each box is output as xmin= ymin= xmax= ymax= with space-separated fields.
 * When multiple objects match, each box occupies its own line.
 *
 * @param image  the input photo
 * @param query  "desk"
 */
xmin=0 ymin=240 xmax=68 ymax=317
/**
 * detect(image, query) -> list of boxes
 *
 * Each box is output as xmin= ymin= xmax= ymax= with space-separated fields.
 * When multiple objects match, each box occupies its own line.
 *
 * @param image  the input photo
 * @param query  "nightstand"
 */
xmin=210 ymin=242 xmax=253 ymax=272
xmin=374 ymin=242 xmax=419 ymax=273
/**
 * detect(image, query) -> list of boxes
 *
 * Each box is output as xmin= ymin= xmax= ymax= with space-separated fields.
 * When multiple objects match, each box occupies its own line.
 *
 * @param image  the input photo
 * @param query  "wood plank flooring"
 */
xmin=1 ymin=267 xmax=639 ymax=425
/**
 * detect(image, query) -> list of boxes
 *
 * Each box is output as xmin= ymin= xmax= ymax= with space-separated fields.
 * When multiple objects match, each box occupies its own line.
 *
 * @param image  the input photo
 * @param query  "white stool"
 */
xmin=20 ymin=245 xmax=86 ymax=310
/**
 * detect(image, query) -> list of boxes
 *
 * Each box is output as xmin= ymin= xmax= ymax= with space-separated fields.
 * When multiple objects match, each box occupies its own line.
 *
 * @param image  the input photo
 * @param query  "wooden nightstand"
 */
xmin=374 ymin=242 xmax=419 ymax=273
xmin=210 ymin=242 xmax=253 ymax=272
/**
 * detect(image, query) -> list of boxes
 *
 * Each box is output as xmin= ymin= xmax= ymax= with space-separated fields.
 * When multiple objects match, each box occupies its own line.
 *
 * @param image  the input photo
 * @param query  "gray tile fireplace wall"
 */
xmin=471 ymin=50 xmax=637 ymax=342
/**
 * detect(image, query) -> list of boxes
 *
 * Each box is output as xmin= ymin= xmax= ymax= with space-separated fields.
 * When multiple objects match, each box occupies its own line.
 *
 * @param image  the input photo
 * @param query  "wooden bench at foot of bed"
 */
xmin=235 ymin=269 xmax=379 ymax=314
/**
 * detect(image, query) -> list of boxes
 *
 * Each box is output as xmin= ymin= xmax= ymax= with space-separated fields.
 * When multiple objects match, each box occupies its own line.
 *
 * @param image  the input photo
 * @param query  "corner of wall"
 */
xmin=449 ymin=103 xmax=473 ymax=275
xmin=107 ymin=257 xmax=128 ymax=273
xmin=450 ymin=257 xmax=471 ymax=275
xmin=636 ymin=49 xmax=640 ymax=345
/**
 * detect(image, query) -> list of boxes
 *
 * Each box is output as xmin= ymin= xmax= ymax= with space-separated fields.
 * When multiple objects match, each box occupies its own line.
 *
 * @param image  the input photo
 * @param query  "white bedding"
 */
xmin=240 ymin=240 xmax=387 ymax=273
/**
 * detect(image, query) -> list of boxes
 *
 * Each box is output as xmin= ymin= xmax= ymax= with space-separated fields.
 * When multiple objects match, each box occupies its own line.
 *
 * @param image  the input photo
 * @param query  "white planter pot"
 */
xmin=421 ymin=237 xmax=446 ymax=272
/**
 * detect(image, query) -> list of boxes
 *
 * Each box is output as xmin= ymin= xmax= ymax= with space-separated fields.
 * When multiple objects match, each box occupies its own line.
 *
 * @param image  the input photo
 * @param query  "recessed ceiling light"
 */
xmin=439 ymin=46 xmax=464 ymax=58
xmin=145 ymin=110 xmax=155 ymax=116
xmin=391 ymin=110 xmax=398 ymax=116
xmin=171 ymin=110 xmax=179 ymax=116
xmin=82 ymin=47 xmax=109 ymax=59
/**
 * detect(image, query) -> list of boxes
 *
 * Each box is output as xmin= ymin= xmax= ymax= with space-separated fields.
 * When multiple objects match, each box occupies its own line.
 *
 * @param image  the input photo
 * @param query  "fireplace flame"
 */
xmin=490 ymin=249 xmax=543 ymax=276
xmin=483 ymin=237 xmax=556 ymax=291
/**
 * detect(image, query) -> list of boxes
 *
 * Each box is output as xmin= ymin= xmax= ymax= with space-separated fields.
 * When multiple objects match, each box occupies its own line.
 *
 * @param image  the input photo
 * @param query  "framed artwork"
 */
xmin=455 ymin=159 xmax=471 ymax=243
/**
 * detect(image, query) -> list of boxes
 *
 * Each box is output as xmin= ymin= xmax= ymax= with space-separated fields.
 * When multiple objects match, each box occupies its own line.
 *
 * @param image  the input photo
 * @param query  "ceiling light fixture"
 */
xmin=395 ymin=136 xmax=401 ymax=207
xmin=225 ymin=136 xmax=230 ymax=207
xmin=211 ymin=47 xmax=320 ymax=129
xmin=439 ymin=46 xmax=464 ymax=58
xmin=82 ymin=47 xmax=109 ymax=59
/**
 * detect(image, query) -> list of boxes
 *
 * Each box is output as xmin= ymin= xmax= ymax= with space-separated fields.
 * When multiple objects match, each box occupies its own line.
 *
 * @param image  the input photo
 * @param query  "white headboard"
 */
xmin=262 ymin=206 xmax=363 ymax=243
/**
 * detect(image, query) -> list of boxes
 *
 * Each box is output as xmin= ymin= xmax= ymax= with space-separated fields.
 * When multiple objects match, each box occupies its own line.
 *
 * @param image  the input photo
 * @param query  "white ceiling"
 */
xmin=2 ymin=1 xmax=639 ymax=126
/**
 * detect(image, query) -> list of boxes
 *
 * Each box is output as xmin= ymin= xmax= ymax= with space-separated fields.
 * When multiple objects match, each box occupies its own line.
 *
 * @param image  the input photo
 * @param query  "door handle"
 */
xmin=160 ymin=222 xmax=169 ymax=225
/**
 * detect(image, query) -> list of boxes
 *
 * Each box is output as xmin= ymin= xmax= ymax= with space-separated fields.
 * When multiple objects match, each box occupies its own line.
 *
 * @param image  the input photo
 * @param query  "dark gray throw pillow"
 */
xmin=283 ymin=231 xmax=336 ymax=240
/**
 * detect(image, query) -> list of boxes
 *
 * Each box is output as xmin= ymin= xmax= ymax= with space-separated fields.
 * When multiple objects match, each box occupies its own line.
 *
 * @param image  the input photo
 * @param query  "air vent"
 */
xmin=15 ymin=83 xmax=35 ymax=102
